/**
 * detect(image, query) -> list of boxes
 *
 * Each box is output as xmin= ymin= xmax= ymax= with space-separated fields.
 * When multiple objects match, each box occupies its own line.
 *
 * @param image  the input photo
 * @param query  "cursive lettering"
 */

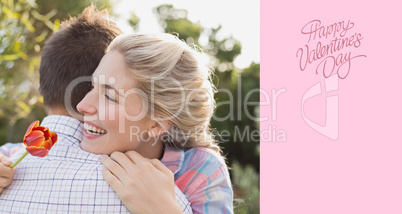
xmin=316 ymin=53 xmax=366 ymax=79
xmin=297 ymin=19 xmax=366 ymax=79
xmin=301 ymin=20 xmax=355 ymax=42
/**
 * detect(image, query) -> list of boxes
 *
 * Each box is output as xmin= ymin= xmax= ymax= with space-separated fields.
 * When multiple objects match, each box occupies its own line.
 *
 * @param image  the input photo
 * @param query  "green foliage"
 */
xmin=212 ymin=63 xmax=260 ymax=174
xmin=232 ymin=161 xmax=260 ymax=213
xmin=0 ymin=0 xmax=58 ymax=127
xmin=154 ymin=5 xmax=202 ymax=45
xmin=0 ymin=0 xmax=111 ymax=142
xmin=35 ymin=0 xmax=112 ymax=19
xmin=127 ymin=11 xmax=139 ymax=31
xmin=207 ymin=25 xmax=242 ymax=63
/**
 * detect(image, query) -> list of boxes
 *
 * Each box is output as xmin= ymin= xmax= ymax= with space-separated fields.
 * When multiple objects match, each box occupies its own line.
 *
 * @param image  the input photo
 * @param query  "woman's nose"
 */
xmin=77 ymin=89 xmax=98 ymax=116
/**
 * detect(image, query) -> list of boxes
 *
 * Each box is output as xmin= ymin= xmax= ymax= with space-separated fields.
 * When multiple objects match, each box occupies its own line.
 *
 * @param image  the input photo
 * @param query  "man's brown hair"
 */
xmin=39 ymin=5 xmax=122 ymax=113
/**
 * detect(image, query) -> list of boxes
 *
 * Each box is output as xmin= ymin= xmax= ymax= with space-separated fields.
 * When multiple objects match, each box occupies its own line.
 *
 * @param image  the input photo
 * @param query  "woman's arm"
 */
xmin=100 ymin=151 xmax=184 ymax=214
xmin=175 ymin=149 xmax=234 ymax=214
xmin=183 ymin=165 xmax=233 ymax=213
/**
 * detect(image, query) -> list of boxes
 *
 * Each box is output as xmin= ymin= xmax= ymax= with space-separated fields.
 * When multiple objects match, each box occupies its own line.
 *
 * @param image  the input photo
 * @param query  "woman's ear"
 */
xmin=148 ymin=120 xmax=172 ymax=138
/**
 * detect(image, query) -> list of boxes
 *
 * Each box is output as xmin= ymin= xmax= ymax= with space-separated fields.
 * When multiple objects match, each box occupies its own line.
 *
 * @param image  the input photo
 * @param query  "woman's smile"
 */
xmin=83 ymin=121 xmax=107 ymax=139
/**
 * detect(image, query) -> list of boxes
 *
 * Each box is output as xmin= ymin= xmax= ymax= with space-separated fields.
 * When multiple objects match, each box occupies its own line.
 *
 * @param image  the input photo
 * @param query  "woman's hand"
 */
xmin=100 ymin=151 xmax=183 ymax=214
xmin=0 ymin=155 xmax=16 ymax=193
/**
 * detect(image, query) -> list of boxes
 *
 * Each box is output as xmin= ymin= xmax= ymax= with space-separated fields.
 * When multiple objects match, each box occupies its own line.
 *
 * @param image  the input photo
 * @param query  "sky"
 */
xmin=110 ymin=0 xmax=259 ymax=69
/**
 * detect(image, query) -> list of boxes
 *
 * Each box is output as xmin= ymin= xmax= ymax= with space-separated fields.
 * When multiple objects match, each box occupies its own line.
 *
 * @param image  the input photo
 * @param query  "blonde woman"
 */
xmin=77 ymin=33 xmax=233 ymax=213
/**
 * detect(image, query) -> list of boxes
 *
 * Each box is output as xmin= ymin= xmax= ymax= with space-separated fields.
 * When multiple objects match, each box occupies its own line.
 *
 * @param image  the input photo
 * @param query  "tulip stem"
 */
xmin=9 ymin=151 xmax=29 ymax=168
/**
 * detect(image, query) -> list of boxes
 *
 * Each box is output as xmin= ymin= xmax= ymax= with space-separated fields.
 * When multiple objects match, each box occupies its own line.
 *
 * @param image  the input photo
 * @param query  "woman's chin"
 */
xmin=80 ymin=140 xmax=110 ymax=155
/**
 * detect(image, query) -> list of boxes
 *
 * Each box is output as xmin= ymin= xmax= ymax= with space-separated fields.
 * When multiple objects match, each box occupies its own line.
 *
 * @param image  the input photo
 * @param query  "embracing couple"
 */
xmin=0 ymin=5 xmax=233 ymax=214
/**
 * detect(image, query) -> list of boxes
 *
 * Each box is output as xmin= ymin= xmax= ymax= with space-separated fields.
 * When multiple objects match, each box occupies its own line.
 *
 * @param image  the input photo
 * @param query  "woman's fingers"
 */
xmin=101 ymin=151 xmax=172 ymax=193
xmin=101 ymin=152 xmax=144 ymax=189
xmin=109 ymin=151 xmax=137 ymax=172
xmin=150 ymin=158 xmax=173 ymax=177
xmin=124 ymin=150 xmax=172 ymax=177
xmin=101 ymin=167 xmax=125 ymax=193
xmin=124 ymin=150 xmax=145 ymax=165
xmin=100 ymin=154 xmax=126 ymax=179
xmin=124 ymin=151 xmax=164 ymax=176
xmin=100 ymin=155 xmax=129 ymax=195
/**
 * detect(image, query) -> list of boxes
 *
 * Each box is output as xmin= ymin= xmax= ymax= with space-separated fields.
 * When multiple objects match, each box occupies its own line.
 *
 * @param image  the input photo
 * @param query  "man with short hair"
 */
xmin=0 ymin=5 xmax=191 ymax=213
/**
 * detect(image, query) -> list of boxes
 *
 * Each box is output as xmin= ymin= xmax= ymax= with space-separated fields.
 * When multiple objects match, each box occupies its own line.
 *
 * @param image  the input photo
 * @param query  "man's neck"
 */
xmin=46 ymin=107 xmax=84 ymax=122
xmin=47 ymin=107 xmax=70 ymax=116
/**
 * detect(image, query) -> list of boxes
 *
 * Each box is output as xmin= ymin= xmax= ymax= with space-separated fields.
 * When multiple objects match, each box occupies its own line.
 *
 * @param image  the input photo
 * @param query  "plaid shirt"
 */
xmin=0 ymin=143 xmax=25 ymax=157
xmin=161 ymin=146 xmax=234 ymax=213
xmin=0 ymin=115 xmax=192 ymax=213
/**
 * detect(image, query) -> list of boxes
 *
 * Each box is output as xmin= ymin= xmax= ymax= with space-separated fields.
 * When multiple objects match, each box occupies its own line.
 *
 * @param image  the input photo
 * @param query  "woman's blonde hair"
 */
xmin=107 ymin=33 xmax=221 ymax=154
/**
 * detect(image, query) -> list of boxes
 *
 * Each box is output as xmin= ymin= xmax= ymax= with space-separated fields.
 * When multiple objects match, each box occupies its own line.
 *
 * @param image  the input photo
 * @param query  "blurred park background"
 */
xmin=0 ymin=0 xmax=260 ymax=213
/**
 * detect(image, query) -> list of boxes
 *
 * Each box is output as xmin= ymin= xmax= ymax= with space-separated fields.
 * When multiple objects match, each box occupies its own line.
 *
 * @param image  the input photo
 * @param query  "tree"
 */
xmin=0 ymin=0 xmax=57 ymax=141
xmin=0 ymin=0 xmax=111 ymax=142
xmin=127 ymin=12 xmax=139 ymax=31
xmin=154 ymin=4 xmax=202 ymax=45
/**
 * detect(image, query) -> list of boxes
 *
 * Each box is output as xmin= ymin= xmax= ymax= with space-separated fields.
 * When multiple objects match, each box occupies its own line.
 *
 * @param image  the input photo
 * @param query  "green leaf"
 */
xmin=30 ymin=10 xmax=44 ymax=20
xmin=17 ymin=100 xmax=30 ymax=114
xmin=44 ymin=9 xmax=57 ymax=20
xmin=53 ymin=19 xmax=60 ymax=32
xmin=21 ymin=12 xmax=35 ymax=32
xmin=16 ymin=51 xmax=28 ymax=60
xmin=44 ymin=20 xmax=55 ymax=30
xmin=34 ymin=30 xmax=48 ymax=43
xmin=2 ymin=6 xmax=20 ymax=18
xmin=1 ymin=55 xmax=19 ymax=61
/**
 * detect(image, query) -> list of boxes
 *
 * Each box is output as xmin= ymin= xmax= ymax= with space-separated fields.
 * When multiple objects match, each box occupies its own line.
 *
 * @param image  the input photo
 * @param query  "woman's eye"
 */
xmin=105 ymin=93 xmax=117 ymax=102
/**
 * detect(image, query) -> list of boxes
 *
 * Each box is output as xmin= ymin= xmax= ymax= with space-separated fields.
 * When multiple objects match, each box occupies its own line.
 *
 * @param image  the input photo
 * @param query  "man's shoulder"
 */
xmin=41 ymin=115 xmax=82 ymax=132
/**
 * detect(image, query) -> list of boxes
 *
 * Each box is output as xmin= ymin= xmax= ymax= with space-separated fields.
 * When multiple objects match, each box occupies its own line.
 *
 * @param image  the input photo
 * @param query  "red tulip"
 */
xmin=23 ymin=120 xmax=58 ymax=157
xmin=10 ymin=120 xmax=58 ymax=168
